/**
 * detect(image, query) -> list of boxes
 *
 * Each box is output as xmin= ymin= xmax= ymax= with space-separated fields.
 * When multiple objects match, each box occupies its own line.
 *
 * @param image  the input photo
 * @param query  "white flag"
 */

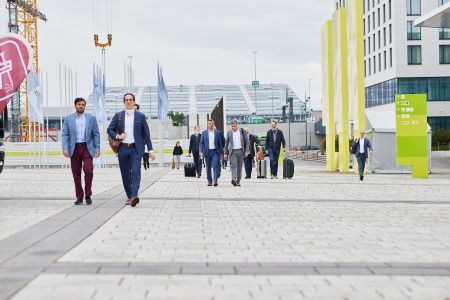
xmin=27 ymin=71 xmax=44 ymax=124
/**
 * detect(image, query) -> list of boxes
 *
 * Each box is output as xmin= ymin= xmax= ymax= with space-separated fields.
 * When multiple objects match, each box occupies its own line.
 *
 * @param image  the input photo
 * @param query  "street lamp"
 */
xmin=253 ymin=50 xmax=257 ymax=118
xmin=308 ymin=78 xmax=313 ymax=116
xmin=128 ymin=56 xmax=133 ymax=93
xmin=271 ymin=83 xmax=274 ymax=121
xmin=304 ymin=97 xmax=310 ymax=147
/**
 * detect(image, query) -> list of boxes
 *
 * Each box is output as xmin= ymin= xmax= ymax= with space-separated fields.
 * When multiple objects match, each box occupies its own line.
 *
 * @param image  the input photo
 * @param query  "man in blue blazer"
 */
xmin=62 ymin=98 xmax=100 ymax=205
xmin=351 ymin=130 xmax=373 ymax=181
xmin=199 ymin=119 xmax=225 ymax=186
xmin=107 ymin=93 xmax=155 ymax=206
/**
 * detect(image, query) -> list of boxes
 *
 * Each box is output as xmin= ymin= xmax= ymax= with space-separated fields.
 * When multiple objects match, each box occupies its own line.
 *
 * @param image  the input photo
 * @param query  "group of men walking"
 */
xmin=62 ymin=93 xmax=373 ymax=207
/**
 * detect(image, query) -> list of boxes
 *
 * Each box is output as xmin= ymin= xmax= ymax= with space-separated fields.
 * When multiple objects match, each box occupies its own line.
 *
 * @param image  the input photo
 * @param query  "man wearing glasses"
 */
xmin=107 ymin=93 xmax=155 ymax=207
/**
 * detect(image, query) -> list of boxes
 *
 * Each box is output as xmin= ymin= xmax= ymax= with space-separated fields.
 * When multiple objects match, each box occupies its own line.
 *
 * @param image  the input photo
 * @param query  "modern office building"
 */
xmin=335 ymin=0 xmax=450 ymax=131
xmin=85 ymin=84 xmax=306 ymax=124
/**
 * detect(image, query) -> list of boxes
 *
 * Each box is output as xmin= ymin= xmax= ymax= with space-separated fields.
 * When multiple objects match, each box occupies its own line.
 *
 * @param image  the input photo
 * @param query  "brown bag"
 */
xmin=256 ymin=150 xmax=265 ymax=161
xmin=108 ymin=112 xmax=123 ymax=153
xmin=171 ymin=157 xmax=175 ymax=169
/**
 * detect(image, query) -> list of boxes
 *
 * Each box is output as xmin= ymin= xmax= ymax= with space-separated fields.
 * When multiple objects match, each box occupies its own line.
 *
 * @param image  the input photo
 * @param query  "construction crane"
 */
xmin=6 ymin=0 xmax=47 ymax=142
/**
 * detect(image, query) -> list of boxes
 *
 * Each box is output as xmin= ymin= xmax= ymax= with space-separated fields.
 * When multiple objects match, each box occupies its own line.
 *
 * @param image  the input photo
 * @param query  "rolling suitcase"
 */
xmin=257 ymin=160 xmax=267 ymax=179
xmin=283 ymin=155 xmax=294 ymax=179
xmin=184 ymin=156 xmax=196 ymax=177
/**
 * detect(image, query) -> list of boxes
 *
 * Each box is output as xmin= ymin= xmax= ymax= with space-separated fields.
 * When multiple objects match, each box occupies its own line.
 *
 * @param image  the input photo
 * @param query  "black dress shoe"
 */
xmin=213 ymin=182 xmax=218 ymax=186
xmin=131 ymin=197 xmax=140 ymax=207
xmin=231 ymin=180 xmax=237 ymax=186
xmin=245 ymin=175 xmax=251 ymax=179
xmin=237 ymin=182 xmax=241 ymax=186
xmin=85 ymin=197 xmax=92 ymax=205
xmin=360 ymin=175 xmax=364 ymax=181
xmin=74 ymin=199 xmax=83 ymax=205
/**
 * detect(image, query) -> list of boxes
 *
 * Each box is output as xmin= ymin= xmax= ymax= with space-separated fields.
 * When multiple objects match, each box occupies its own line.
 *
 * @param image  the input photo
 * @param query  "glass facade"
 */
xmin=439 ymin=0 xmax=450 ymax=6
xmin=439 ymin=28 xmax=450 ymax=39
xmin=428 ymin=117 xmax=450 ymax=131
xmin=366 ymin=77 xmax=450 ymax=108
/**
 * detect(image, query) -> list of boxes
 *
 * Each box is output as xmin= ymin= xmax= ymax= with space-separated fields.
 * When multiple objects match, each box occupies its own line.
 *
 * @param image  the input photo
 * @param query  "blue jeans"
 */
xmin=118 ymin=145 xmax=142 ymax=199
xmin=268 ymin=148 xmax=280 ymax=176
xmin=356 ymin=153 xmax=367 ymax=177
xmin=204 ymin=150 xmax=220 ymax=183
xmin=192 ymin=152 xmax=202 ymax=175
xmin=244 ymin=154 xmax=254 ymax=176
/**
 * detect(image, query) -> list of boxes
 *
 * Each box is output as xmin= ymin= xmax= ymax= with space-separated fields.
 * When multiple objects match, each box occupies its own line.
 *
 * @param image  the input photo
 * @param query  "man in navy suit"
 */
xmin=199 ymin=119 xmax=225 ymax=186
xmin=187 ymin=125 xmax=202 ymax=178
xmin=107 ymin=93 xmax=155 ymax=206
xmin=62 ymin=98 xmax=100 ymax=205
xmin=351 ymin=130 xmax=373 ymax=181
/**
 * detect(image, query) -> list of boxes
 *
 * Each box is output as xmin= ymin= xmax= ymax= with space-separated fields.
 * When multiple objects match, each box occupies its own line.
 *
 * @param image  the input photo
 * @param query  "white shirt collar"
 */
xmin=126 ymin=109 xmax=135 ymax=116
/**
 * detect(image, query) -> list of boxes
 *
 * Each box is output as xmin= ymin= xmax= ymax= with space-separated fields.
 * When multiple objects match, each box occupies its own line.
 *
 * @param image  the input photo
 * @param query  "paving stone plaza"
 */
xmin=0 ymin=156 xmax=449 ymax=299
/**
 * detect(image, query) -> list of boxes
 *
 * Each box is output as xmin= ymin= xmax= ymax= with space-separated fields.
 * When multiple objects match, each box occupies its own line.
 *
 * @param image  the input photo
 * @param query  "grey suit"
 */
xmin=224 ymin=128 xmax=250 ymax=183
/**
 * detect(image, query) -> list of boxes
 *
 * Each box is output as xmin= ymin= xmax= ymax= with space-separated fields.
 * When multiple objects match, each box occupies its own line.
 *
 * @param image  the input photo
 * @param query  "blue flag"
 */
xmin=27 ymin=71 xmax=44 ymax=124
xmin=157 ymin=63 xmax=169 ymax=124
xmin=93 ymin=64 xmax=107 ymax=123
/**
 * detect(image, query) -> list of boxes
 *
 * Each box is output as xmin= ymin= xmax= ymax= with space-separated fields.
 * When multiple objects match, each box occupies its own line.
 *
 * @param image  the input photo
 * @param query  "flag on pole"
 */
xmin=93 ymin=64 xmax=107 ymax=123
xmin=27 ymin=71 xmax=44 ymax=124
xmin=157 ymin=63 xmax=169 ymax=125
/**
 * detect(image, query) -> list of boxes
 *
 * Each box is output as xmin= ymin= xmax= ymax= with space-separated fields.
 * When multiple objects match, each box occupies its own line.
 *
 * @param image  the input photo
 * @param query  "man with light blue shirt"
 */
xmin=62 ymin=98 xmax=100 ymax=205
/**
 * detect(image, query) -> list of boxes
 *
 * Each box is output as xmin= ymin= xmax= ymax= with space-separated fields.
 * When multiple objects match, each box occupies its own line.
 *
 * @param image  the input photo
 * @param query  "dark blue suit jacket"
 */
xmin=352 ymin=138 xmax=373 ymax=159
xmin=107 ymin=110 xmax=153 ymax=156
xmin=199 ymin=129 xmax=225 ymax=157
xmin=188 ymin=133 xmax=201 ymax=154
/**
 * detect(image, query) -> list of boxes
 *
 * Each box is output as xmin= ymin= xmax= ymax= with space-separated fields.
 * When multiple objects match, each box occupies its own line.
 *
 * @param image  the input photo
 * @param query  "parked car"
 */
xmin=299 ymin=145 xmax=320 ymax=152
xmin=0 ymin=140 xmax=4 ymax=174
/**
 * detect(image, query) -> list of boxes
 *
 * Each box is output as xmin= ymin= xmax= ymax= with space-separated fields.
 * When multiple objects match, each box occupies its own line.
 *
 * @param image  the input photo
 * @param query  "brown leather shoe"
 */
xmin=237 ymin=182 xmax=241 ymax=186
xmin=231 ymin=180 xmax=237 ymax=186
xmin=245 ymin=175 xmax=251 ymax=179
xmin=131 ymin=197 xmax=140 ymax=207
xmin=207 ymin=182 xmax=212 ymax=186
xmin=125 ymin=199 xmax=132 ymax=205
xmin=197 ymin=174 xmax=201 ymax=178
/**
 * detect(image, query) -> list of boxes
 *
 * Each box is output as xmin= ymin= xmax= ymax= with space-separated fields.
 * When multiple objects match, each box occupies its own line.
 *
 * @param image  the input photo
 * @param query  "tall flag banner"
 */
xmin=27 ymin=71 xmax=44 ymax=124
xmin=0 ymin=33 xmax=32 ymax=114
xmin=157 ymin=63 xmax=169 ymax=125
xmin=93 ymin=64 xmax=107 ymax=123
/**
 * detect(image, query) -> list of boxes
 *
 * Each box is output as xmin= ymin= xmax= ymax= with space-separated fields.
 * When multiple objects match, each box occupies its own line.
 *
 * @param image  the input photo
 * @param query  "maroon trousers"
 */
xmin=71 ymin=144 xmax=93 ymax=200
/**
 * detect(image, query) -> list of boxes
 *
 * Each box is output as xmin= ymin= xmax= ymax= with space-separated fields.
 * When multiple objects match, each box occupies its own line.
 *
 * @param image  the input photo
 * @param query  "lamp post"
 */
xmin=253 ymin=50 xmax=257 ymax=119
xmin=128 ymin=56 xmax=133 ymax=93
xmin=304 ymin=97 xmax=309 ymax=147
xmin=271 ymin=83 xmax=274 ymax=121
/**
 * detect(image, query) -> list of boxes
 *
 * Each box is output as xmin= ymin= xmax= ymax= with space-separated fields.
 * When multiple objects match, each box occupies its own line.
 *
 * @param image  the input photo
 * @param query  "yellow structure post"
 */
xmin=332 ymin=8 xmax=350 ymax=173
xmin=321 ymin=21 xmax=335 ymax=171
xmin=346 ymin=0 xmax=366 ymax=173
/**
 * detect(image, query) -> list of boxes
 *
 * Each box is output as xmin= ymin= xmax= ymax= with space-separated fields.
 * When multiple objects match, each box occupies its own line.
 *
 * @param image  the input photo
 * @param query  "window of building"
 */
xmin=439 ymin=28 xmax=450 ymax=39
xmin=364 ymin=40 xmax=366 ymax=55
xmin=364 ymin=60 xmax=367 ymax=77
xmin=389 ymin=24 xmax=392 ymax=43
xmin=365 ymin=78 xmax=397 ymax=108
xmin=407 ymin=0 xmax=421 ymax=16
xmin=439 ymin=0 xmax=450 ymax=6
xmin=389 ymin=0 xmax=392 ymax=19
xmin=379 ymin=53 xmax=381 ymax=71
xmin=368 ymin=15 xmax=371 ymax=32
xmin=398 ymin=77 xmax=450 ymax=101
xmin=378 ymin=8 xmax=381 ymax=26
xmin=367 ymin=0 xmax=370 ymax=11
xmin=363 ymin=0 xmax=366 ymax=11
xmin=373 ymin=33 xmax=376 ymax=51
xmin=373 ymin=56 xmax=377 ymax=73
xmin=368 ymin=36 xmax=371 ymax=53
xmin=383 ymin=4 xmax=386 ymax=22
xmin=384 ymin=50 xmax=387 ymax=69
xmin=364 ymin=18 xmax=366 ymax=35
xmin=407 ymin=45 xmax=422 ymax=64
xmin=372 ymin=0 xmax=375 ymax=7
xmin=384 ymin=27 xmax=387 ymax=46
xmin=390 ymin=48 xmax=393 ymax=67
xmin=378 ymin=30 xmax=381 ymax=49
xmin=407 ymin=21 xmax=421 ymax=40
xmin=439 ymin=45 xmax=450 ymax=64
xmin=373 ymin=12 xmax=375 ymax=28
xmin=369 ymin=58 xmax=372 ymax=75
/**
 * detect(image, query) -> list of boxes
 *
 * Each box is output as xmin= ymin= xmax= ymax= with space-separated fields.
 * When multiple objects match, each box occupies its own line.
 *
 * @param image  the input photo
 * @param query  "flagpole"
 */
xmin=59 ymin=62 xmax=63 ymax=168
xmin=46 ymin=71 xmax=49 ymax=168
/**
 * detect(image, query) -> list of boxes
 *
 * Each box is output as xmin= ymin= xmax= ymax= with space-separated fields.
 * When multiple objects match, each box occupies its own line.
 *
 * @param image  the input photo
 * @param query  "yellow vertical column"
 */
xmin=321 ymin=21 xmax=335 ymax=171
xmin=332 ymin=8 xmax=349 ymax=173
xmin=346 ymin=0 xmax=366 ymax=173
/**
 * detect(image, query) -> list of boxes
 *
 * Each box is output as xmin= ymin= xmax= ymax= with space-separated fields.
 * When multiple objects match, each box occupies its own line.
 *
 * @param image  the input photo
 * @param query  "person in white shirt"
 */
xmin=107 ymin=93 xmax=155 ymax=207
xmin=224 ymin=119 xmax=249 ymax=186
xmin=351 ymin=130 xmax=373 ymax=181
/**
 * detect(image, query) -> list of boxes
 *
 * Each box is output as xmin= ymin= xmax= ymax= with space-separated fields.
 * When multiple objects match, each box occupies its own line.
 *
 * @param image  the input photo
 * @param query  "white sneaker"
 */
xmin=270 ymin=174 xmax=274 ymax=179
xmin=274 ymin=175 xmax=278 ymax=179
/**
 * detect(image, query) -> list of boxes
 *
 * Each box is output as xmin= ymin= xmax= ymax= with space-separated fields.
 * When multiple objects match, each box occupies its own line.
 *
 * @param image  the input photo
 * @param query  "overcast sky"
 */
xmin=2 ymin=0 xmax=334 ymax=110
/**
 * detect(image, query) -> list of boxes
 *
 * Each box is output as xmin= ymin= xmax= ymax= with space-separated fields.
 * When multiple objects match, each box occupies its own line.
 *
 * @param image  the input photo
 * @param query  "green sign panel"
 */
xmin=395 ymin=94 xmax=428 ymax=178
xmin=252 ymin=81 xmax=259 ymax=86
